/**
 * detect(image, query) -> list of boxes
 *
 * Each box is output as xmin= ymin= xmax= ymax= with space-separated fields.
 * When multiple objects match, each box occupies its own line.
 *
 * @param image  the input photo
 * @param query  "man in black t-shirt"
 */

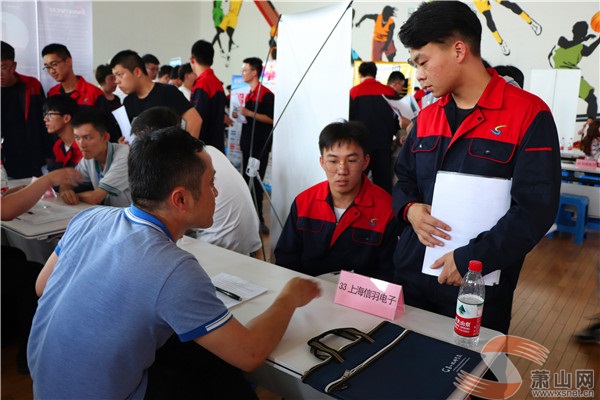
xmin=110 ymin=50 xmax=202 ymax=138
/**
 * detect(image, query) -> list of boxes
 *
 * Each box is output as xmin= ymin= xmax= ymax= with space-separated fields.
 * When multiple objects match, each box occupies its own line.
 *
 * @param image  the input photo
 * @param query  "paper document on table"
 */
xmin=16 ymin=200 xmax=80 ymax=225
xmin=211 ymin=272 xmax=267 ymax=308
xmin=422 ymin=171 xmax=512 ymax=286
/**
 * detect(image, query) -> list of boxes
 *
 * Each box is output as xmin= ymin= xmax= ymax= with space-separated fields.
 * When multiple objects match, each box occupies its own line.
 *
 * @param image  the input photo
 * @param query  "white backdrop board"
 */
xmin=529 ymin=69 xmax=581 ymax=148
xmin=270 ymin=1 xmax=353 ymax=250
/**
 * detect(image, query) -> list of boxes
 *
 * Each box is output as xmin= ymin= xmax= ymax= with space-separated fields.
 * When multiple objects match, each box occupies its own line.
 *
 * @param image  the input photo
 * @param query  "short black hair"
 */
xmin=128 ymin=127 xmax=206 ymax=211
xmin=170 ymin=65 xmax=181 ymax=80
xmin=191 ymin=40 xmax=214 ymax=66
xmin=243 ymin=57 xmax=263 ymax=75
xmin=44 ymin=95 xmax=78 ymax=118
xmin=319 ymin=120 xmax=370 ymax=155
xmin=358 ymin=62 xmax=377 ymax=78
xmin=399 ymin=1 xmax=482 ymax=57
xmin=158 ymin=65 xmax=173 ymax=79
xmin=1 ymin=41 xmax=15 ymax=61
xmin=95 ymin=64 xmax=113 ymax=85
xmin=178 ymin=63 xmax=193 ymax=81
xmin=110 ymin=50 xmax=147 ymax=75
xmin=131 ymin=106 xmax=181 ymax=138
xmin=387 ymin=71 xmax=405 ymax=85
xmin=494 ymin=65 xmax=524 ymax=88
xmin=71 ymin=107 xmax=109 ymax=135
xmin=41 ymin=43 xmax=72 ymax=59
xmin=141 ymin=53 xmax=159 ymax=65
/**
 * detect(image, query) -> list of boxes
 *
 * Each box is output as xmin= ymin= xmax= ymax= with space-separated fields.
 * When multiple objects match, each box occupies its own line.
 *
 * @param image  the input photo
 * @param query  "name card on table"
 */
xmin=334 ymin=270 xmax=404 ymax=320
xmin=575 ymin=158 xmax=599 ymax=170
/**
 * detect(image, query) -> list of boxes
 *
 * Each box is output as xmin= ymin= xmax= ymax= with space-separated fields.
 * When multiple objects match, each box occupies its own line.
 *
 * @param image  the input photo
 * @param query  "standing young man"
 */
xmin=349 ymin=61 xmax=399 ymax=194
xmin=110 ymin=50 xmax=202 ymax=138
xmin=42 ymin=43 xmax=122 ymax=142
xmin=234 ymin=57 xmax=274 ymax=234
xmin=275 ymin=121 xmax=397 ymax=280
xmin=43 ymin=95 xmax=82 ymax=171
xmin=190 ymin=39 xmax=227 ymax=152
xmin=1 ymin=41 xmax=51 ymax=179
xmin=58 ymin=108 xmax=131 ymax=207
xmin=392 ymin=1 xmax=561 ymax=334
xmin=28 ymin=127 xmax=320 ymax=399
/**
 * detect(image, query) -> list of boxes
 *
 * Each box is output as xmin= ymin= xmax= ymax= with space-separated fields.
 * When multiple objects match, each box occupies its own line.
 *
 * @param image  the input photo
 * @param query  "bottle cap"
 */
xmin=468 ymin=260 xmax=483 ymax=272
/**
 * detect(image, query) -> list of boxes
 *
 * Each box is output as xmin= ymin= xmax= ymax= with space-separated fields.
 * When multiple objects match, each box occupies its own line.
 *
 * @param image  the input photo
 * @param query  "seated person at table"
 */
xmin=130 ymin=106 xmax=262 ymax=256
xmin=58 ymin=107 xmax=131 ymax=207
xmin=43 ymin=95 xmax=82 ymax=171
xmin=28 ymin=127 xmax=320 ymax=399
xmin=580 ymin=119 xmax=600 ymax=162
xmin=274 ymin=120 xmax=398 ymax=280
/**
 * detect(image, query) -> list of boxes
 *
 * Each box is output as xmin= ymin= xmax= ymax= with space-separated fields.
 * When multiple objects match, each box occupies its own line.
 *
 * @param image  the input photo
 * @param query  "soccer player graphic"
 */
xmin=549 ymin=20 xmax=600 ymax=120
xmin=355 ymin=5 xmax=397 ymax=62
xmin=473 ymin=0 xmax=542 ymax=56
xmin=211 ymin=0 xmax=242 ymax=67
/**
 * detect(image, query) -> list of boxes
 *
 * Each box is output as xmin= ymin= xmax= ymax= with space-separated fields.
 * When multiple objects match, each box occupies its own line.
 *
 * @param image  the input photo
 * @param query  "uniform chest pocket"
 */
xmin=352 ymin=227 xmax=383 ymax=246
xmin=297 ymin=217 xmax=325 ymax=233
xmin=468 ymin=138 xmax=516 ymax=164
xmin=411 ymin=136 xmax=443 ymax=181
xmin=411 ymin=136 xmax=441 ymax=153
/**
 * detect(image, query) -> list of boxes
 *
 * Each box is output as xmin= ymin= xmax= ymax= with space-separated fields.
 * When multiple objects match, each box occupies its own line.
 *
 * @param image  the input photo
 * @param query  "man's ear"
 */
xmin=63 ymin=114 xmax=72 ymax=124
xmin=454 ymin=40 xmax=467 ymax=63
xmin=169 ymin=187 xmax=187 ymax=212
xmin=102 ymin=131 xmax=111 ymax=141
xmin=134 ymin=67 xmax=144 ymax=78
xmin=362 ymin=154 xmax=371 ymax=171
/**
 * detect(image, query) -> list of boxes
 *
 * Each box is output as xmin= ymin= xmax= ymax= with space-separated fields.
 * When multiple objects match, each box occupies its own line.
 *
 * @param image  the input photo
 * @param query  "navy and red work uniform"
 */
xmin=240 ymin=83 xmax=274 ymax=224
xmin=349 ymin=78 xmax=399 ymax=193
xmin=48 ymin=76 xmax=121 ymax=142
xmin=392 ymin=70 xmax=561 ymax=334
xmin=275 ymin=176 xmax=398 ymax=280
xmin=48 ymin=139 xmax=82 ymax=172
xmin=191 ymin=68 xmax=226 ymax=152
xmin=1 ymin=73 xmax=52 ymax=178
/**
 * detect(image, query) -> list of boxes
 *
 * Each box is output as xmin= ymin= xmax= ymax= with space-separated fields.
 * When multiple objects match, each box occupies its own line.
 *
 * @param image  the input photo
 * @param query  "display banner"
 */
xmin=271 ymin=1 xmax=352 ymax=246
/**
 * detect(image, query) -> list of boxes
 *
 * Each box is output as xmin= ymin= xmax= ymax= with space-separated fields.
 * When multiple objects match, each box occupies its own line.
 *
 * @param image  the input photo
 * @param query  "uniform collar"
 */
xmin=123 ymin=204 xmax=175 ymax=241
xmin=436 ymin=69 xmax=505 ymax=111
xmin=315 ymin=174 xmax=375 ymax=208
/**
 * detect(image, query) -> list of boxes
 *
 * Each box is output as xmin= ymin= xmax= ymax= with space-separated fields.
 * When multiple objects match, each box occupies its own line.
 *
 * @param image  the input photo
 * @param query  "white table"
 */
xmin=177 ymin=236 xmax=502 ymax=399
xmin=1 ymin=193 xmax=93 ymax=264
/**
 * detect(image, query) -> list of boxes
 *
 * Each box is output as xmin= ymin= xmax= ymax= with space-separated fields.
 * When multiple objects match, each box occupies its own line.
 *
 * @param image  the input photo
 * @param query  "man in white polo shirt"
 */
xmin=58 ymin=107 xmax=131 ymax=207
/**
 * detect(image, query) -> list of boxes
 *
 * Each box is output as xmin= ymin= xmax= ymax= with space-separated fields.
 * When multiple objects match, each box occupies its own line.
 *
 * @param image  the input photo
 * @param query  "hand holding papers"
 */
xmin=422 ymin=171 xmax=512 ymax=286
xmin=112 ymin=107 xmax=134 ymax=143
xmin=211 ymin=272 xmax=267 ymax=308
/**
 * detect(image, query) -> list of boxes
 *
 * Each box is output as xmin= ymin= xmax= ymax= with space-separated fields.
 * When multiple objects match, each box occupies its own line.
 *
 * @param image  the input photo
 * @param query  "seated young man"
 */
xmin=43 ymin=95 xmax=82 ymax=171
xmin=274 ymin=120 xmax=398 ymax=280
xmin=58 ymin=107 xmax=131 ymax=207
xmin=28 ymin=127 xmax=320 ymax=399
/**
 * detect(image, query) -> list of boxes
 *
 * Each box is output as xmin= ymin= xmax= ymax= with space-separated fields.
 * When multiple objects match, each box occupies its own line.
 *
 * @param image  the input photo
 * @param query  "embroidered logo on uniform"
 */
xmin=491 ymin=125 xmax=506 ymax=135
xmin=369 ymin=218 xmax=378 ymax=226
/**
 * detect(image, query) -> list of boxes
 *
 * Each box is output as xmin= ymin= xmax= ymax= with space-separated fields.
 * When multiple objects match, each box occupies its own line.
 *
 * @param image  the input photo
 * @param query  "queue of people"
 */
xmin=0 ymin=1 xmax=567 ymax=398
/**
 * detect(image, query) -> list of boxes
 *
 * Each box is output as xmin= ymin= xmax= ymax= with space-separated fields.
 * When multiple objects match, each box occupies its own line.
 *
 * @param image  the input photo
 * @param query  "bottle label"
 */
xmin=454 ymin=296 xmax=483 ymax=338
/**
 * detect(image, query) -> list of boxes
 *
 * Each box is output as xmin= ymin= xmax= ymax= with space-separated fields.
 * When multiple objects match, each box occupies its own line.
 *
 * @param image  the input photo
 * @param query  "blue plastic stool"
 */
xmin=550 ymin=194 xmax=589 ymax=244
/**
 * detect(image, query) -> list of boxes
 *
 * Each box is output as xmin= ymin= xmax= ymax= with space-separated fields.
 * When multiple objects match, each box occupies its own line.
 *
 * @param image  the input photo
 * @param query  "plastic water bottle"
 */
xmin=0 ymin=161 xmax=8 ymax=195
xmin=454 ymin=260 xmax=485 ymax=347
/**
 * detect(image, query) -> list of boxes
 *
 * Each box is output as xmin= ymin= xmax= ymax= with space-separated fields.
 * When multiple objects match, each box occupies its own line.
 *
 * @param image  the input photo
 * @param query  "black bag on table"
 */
xmin=301 ymin=321 xmax=483 ymax=399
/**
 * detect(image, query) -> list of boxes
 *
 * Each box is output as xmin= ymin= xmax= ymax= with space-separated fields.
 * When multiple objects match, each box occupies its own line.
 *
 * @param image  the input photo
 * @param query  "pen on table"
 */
xmin=215 ymin=287 xmax=242 ymax=301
